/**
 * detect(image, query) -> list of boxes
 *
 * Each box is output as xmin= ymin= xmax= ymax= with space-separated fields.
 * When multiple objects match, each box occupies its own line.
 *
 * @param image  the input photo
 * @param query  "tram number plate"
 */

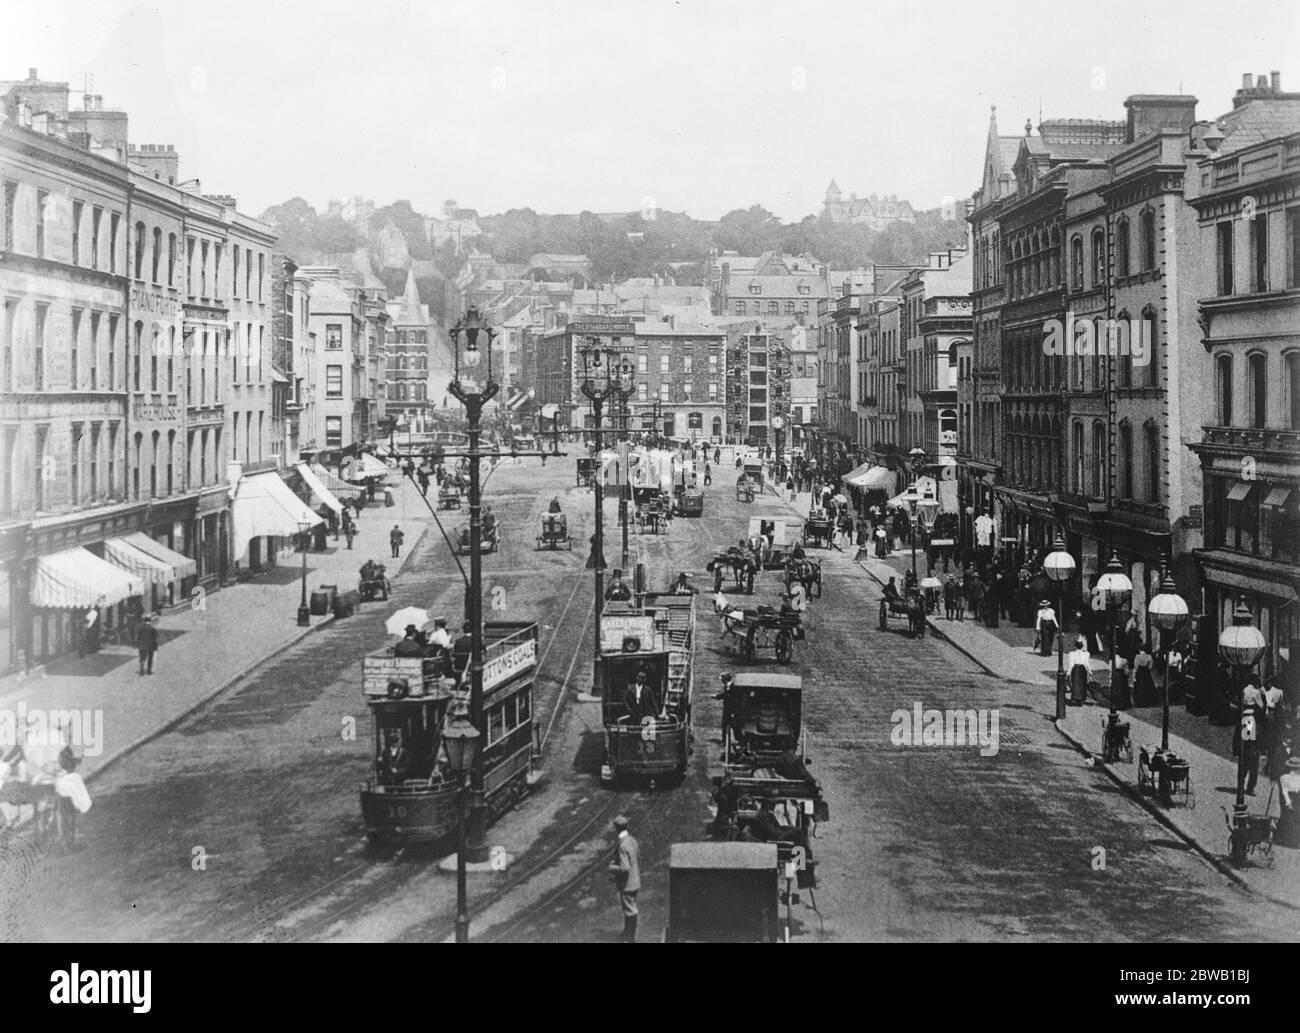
xmin=385 ymin=805 xmax=409 ymax=819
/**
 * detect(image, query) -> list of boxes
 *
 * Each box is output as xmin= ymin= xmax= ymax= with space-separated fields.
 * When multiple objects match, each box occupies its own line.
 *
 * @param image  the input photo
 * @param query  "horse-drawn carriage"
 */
xmin=720 ymin=605 xmax=802 ymax=664
xmin=437 ymin=484 xmax=462 ymax=510
xmin=634 ymin=486 xmax=672 ymax=535
xmin=708 ymin=548 xmax=757 ymax=594
xmin=456 ymin=523 xmax=500 ymax=555
xmin=783 ymin=557 xmax=822 ymax=600
xmin=358 ymin=561 xmax=391 ymax=602
xmin=736 ymin=476 xmax=756 ymax=504
xmin=878 ymin=590 xmax=925 ymax=636
xmin=536 ymin=512 xmax=573 ymax=551
xmin=678 ymin=488 xmax=705 ymax=517
xmin=802 ymin=509 xmax=835 ymax=549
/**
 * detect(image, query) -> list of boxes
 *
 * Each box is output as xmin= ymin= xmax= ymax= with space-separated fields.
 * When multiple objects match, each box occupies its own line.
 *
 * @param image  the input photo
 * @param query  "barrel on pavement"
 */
xmin=309 ymin=589 xmax=332 ymax=616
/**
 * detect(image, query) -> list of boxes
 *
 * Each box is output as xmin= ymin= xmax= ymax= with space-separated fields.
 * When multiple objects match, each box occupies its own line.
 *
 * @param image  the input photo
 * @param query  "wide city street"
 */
xmin=13 ymin=456 xmax=1298 ymax=943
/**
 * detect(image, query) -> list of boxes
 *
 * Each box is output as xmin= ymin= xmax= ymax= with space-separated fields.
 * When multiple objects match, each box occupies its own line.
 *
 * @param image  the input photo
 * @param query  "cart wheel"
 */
xmin=775 ymin=630 xmax=793 ymax=664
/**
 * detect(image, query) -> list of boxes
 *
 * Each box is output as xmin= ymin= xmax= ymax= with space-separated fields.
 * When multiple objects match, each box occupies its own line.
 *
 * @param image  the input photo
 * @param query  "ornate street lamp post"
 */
xmin=1095 ymin=552 xmax=1133 ymax=718
xmin=448 ymin=304 xmax=498 ymax=864
xmin=1043 ymin=536 xmax=1076 ymax=721
xmin=580 ymin=340 xmax=617 ymax=662
xmin=1219 ymin=598 xmax=1266 ymax=865
xmin=296 ymin=519 xmax=312 ymax=626
xmin=609 ymin=357 xmax=635 ymax=571
xmin=1148 ymin=571 xmax=1189 ymax=754
xmin=442 ymin=703 xmax=480 ymax=943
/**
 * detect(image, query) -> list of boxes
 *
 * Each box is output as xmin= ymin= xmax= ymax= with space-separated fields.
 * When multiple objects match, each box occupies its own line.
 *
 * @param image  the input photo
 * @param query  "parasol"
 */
xmin=919 ymin=577 xmax=943 ymax=591
xmin=385 ymin=606 xmax=430 ymax=636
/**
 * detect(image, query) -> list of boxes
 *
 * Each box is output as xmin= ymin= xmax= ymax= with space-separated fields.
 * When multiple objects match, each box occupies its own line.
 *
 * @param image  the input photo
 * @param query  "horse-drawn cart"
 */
xmin=708 ymin=549 xmax=756 ymax=594
xmin=536 ymin=513 xmax=573 ymax=551
xmin=878 ymin=592 xmax=925 ymax=636
xmin=720 ymin=607 xmax=802 ymax=664
xmin=358 ymin=562 xmax=391 ymax=602
xmin=802 ymin=509 xmax=835 ymax=549
xmin=437 ymin=486 xmax=462 ymax=511
xmin=456 ymin=523 xmax=500 ymax=555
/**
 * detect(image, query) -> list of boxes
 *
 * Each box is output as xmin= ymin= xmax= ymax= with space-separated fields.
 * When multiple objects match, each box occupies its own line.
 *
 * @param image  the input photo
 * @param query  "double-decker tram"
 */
xmin=597 ymin=594 xmax=696 ymax=787
xmin=359 ymin=621 xmax=539 ymax=843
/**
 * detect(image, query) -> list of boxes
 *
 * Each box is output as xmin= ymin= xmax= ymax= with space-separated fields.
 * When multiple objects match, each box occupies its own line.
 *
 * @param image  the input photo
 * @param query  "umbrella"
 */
xmin=920 ymin=577 xmax=943 ymax=590
xmin=385 ymin=606 xmax=430 ymax=636
xmin=832 ymin=493 xmax=848 ymax=506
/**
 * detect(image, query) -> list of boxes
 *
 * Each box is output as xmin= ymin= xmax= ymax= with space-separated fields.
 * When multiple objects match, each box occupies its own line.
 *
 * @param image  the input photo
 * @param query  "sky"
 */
xmin=4 ymin=0 xmax=1297 ymax=223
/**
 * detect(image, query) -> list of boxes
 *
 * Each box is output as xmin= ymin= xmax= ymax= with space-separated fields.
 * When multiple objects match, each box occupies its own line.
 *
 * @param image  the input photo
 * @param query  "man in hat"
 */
xmin=623 ymin=669 xmax=660 ymax=722
xmin=943 ymin=575 xmax=959 ymax=621
xmin=395 ymin=625 xmax=424 ymax=657
xmin=390 ymin=524 xmax=405 ymax=559
xmin=608 ymin=815 xmax=641 ymax=942
xmin=605 ymin=569 xmax=633 ymax=602
xmin=136 ymin=614 xmax=159 ymax=675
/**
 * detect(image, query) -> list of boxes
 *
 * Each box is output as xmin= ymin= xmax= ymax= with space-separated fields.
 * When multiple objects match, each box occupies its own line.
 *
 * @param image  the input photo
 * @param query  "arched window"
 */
xmin=1091 ymin=228 xmax=1105 ymax=286
xmin=735 ymin=301 xmax=746 ymax=316
xmin=1139 ymin=309 xmax=1158 ymax=388
xmin=151 ymin=227 xmax=162 ymax=283
xmin=947 ymin=342 xmax=958 ymax=389
xmin=167 ymin=233 xmax=177 ymax=286
xmin=1092 ymin=421 xmax=1106 ymax=497
xmin=1248 ymin=351 xmax=1267 ymax=429
xmin=1215 ymin=353 xmax=1233 ymax=425
xmin=1144 ymin=420 xmax=1160 ymax=503
xmin=1286 ymin=352 xmax=1300 ymax=430
xmin=1072 ymin=421 xmax=1085 ymax=493
xmin=1141 ymin=209 xmax=1156 ymax=270
xmin=134 ymin=221 xmax=146 ymax=280
xmin=1070 ymin=235 xmax=1084 ymax=289
xmin=1116 ymin=218 xmax=1130 ymax=277
xmin=1116 ymin=311 xmax=1132 ymax=388
xmin=1118 ymin=420 xmax=1133 ymax=498
xmin=1049 ymin=228 xmax=1061 ymax=285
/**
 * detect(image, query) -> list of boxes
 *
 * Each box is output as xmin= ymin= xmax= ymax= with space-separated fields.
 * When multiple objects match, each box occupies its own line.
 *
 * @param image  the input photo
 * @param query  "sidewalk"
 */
xmin=0 ymin=477 xmax=431 ymax=785
xmin=855 ymin=551 xmax=1299 ymax=909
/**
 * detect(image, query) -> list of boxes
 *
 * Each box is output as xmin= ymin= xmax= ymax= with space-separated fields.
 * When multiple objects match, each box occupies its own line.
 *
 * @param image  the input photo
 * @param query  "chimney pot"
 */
xmin=1271 ymin=71 xmax=1280 ymax=91
xmin=28 ymin=68 xmax=37 ymax=80
xmin=1257 ymin=74 xmax=1269 ymax=89
xmin=1243 ymin=73 xmax=1253 ymax=89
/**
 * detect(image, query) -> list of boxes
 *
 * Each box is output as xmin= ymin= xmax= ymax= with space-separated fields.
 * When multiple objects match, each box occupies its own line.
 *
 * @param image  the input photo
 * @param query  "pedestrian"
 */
xmin=1034 ymin=599 xmax=1058 ymax=657
xmin=136 ymin=614 xmax=159 ymax=675
xmin=344 ymin=514 xmax=355 ymax=550
xmin=714 ymin=447 xmax=721 ymax=466
xmin=389 ymin=524 xmax=404 ymax=558
xmin=1234 ymin=677 xmax=1266 ymax=796
xmin=608 ymin=815 xmax=641 ymax=942
xmin=417 ymin=468 xmax=430 ymax=497
xmin=942 ymin=575 xmax=959 ymax=620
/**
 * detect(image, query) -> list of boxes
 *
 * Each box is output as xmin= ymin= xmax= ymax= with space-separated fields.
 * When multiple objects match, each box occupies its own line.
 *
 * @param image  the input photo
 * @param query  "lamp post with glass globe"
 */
xmin=447 ymin=304 xmax=498 ymax=864
xmin=1043 ymin=536 xmax=1076 ymax=721
xmin=442 ymin=704 xmax=480 ymax=944
xmin=1147 ymin=571 xmax=1189 ymax=753
xmin=1219 ymin=598 xmax=1266 ymax=865
xmin=1095 ymin=553 xmax=1133 ymax=715
xmin=579 ymin=340 xmax=618 ymax=662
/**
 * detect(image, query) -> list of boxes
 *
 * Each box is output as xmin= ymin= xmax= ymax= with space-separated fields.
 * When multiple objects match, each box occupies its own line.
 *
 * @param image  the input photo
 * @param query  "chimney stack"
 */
xmin=28 ymin=68 xmax=37 ymax=81
xmin=1243 ymin=73 xmax=1253 ymax=89
xmin=1271 ymin=71 xmax=1281 ymax=91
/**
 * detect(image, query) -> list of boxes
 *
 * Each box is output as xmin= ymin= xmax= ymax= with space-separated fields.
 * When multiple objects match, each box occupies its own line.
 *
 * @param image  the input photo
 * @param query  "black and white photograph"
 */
xmin=0 ymin=0 xmax=1297 ymax=990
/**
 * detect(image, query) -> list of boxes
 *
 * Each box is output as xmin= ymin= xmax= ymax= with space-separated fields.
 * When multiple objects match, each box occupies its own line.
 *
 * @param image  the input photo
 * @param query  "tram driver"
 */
xmin=377 ymin=728 xmax=410 ymax=784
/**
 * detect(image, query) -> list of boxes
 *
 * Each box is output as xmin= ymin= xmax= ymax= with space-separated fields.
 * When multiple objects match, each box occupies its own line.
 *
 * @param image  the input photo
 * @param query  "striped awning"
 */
xmin=295 ymin=462 xmax=344 ymax=517
xmin=311 ymin=463 xmax=364 ymax=499
xmin=120 ymin=532 xmax=197 ymax=580
xmin=103 ymin=536 xmax=174 ymax=585
xmin=31 ymin=547 xmax=144 ymax=609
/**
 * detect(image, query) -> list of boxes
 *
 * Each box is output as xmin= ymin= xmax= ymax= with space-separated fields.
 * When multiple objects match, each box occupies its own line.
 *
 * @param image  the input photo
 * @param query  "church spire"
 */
xmin=395 ymin=269 xmax=423 ymax=326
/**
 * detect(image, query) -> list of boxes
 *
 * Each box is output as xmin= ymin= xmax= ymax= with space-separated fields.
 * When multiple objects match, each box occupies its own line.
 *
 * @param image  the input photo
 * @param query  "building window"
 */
xmin=785 ymin=301 xmax=795 ymax=315
xmin=325 ymin=416 xmax=343 ymax=448
xmin=232 ymin=247 xmax=239 ymax=299
xmin=1248 ymin=351 xmax=1267 ymax=429
xmin=1091 ymin=422 xmax=1106 ymax=497
xmin=709 ymin=353 xmax=718 ymax=375
xmin=683 ymin=354 xmax=692 ymax=374
xmin=34 ymin=304 xmax=47 ymax=390
xmin=1116 ymin=312 xmax=1132 ymax=389
xmin=91 ymin=206 xmax=102 ymax=269
xmin=150 ymin=329 xmax=159 ymax=392
xmin=1139 ymin=310 xmax=1158 ymax=388
xmin=168 ymin=233 xmax=177 ymax=286
xmin=109 ymin=213 xmax=120 ymax=274
xmin=72 ymin=200 xmax=83 ymax=265
xmin=1251 ymin=213 xmax=1269 ymax=293
xmin=708 ymin=382 xmax=717 ymax=402
xmin=1116 ymin=219 xmax=1130 ymax=278
xmin=767 ymin=301 xmax=779 ymax=316
xmin=200 ymin=240 xmax=209 ymax=297
xmin=1072 ymin=421 xmax=1084 ymax=493
xmin=36 ymin=190 xmax=49 ymax=258
xmin=1286 ymin=352 xmax=1300 ymax=429
xmin=1070 ymin=235 xmax=1083 ymax=289
xmin=70 ymin=308 xmax=81 ymax=390
xmin=258 ymin=253 xmax=264 ymax=301
xmin=1217 ymin=222 xmax=1234 ymax=294
xmin=89 ymin=311 xmax=100 ymax=390
xmin=1288 ymin=207 xmax=1300 ymax=289
xmin=133 ymin=221 xmax=146 ymax=279
xmin=660 ymin=354 xmax=669 ymax=374
xmin=3 ymin=181 xmax=16 ymax=251
xmin=749 ymin=283 xmax=761 ymax=295
xmin=133 ymin=321 xmax=143 ymax=391
xmin=637 ymin=383 xmax=647 ymax=402
xmin=1144 ymin=421 xmax=1160 ymax=503
xmin=325 ymin=324 xmax=343 ymax=350
xmin=152 ymin=227 xmax=162 ymax=282
xmin=659 ymin=384 xmax=669 ymax=402
xmin=90 ymin=424 xmax=100 ymax=499
xmin=108 ymin=314 xmax=118 ymax=390
xmin=1118 ymin=421 xmax=1133 ymax=498
xmin=1215 ymin=353 xmax=1233 ymax=425
xmin=326 ymin=364 xmax=343 ymax=398
xmin=1141 ymin=208 xmax=1156 ymax=271
xmin=683 ymin=381 xmax=692 ymax=401
xmin=245 ymin=248 xmax=253 ymax=298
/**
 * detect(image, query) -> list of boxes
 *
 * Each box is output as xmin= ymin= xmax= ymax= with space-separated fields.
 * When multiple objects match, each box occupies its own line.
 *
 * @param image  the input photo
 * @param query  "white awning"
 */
xmin=842 ymin=463 xmax=895 ymax=492
xmin=103 ymin=536 xmax=174 ymax=585
xmin=120 ymin=531 xmax=197 ymax=581
xmin=295 ymin=462 xmax=344 ymax=518
xmin=311 ymin=463 xmax=364 ymax=498
xmin=354 ymin=454 xmax=390 ymax=478
xmin=231 ymin=472 xmax=324 ymax=558
xmin=887 ymin=475 xmax=938 ymax=509
xmin=31 ymin=547 xmax=144 ymax=609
